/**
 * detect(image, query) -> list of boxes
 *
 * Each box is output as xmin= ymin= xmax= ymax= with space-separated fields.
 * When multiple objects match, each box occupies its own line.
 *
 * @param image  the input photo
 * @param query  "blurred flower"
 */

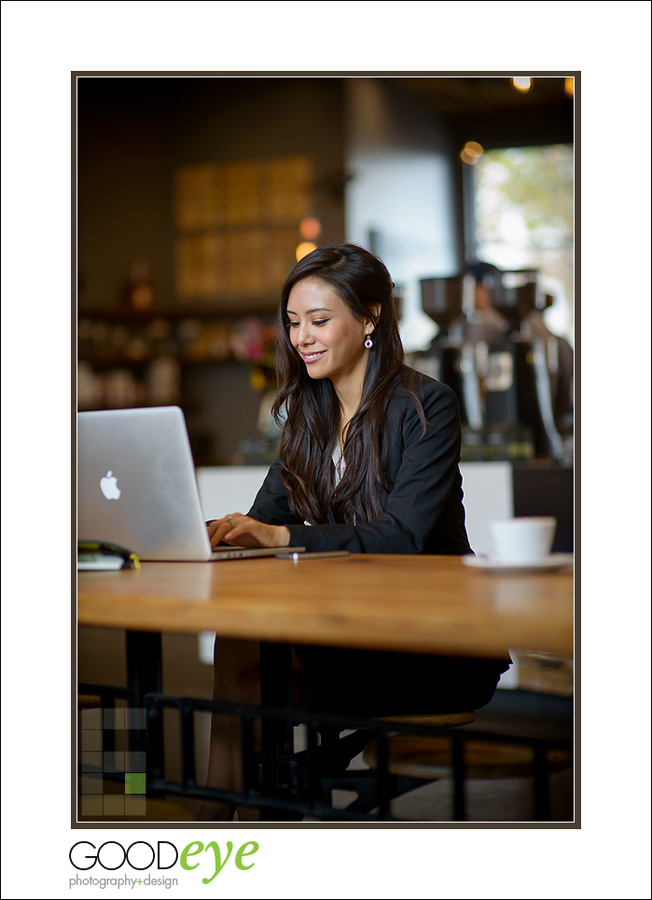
xmin=231 ymin=316 xmax=279 ymax=391
xmin=230 ymin=316 xmax=266 ymax=363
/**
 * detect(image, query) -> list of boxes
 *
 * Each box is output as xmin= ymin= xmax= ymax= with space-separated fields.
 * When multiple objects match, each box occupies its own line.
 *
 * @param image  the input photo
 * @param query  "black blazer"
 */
xmin=248 ymin=370 xmax=472 ymax=555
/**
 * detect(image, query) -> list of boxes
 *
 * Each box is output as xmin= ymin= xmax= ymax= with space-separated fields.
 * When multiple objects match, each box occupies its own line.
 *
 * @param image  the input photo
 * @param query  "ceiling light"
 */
xmin=296 ymin=242 xmax=317 ymax=261
xmin=299 ymin=217 xmax=322 ymax=240
xmin=460 ymin=141 xmax=484 ymax=165
xmin=512 ymin=77 xmax=532 ymax=93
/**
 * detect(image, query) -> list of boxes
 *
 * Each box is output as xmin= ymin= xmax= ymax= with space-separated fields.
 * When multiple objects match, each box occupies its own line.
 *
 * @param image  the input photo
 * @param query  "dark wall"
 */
xmin=78 ymin=77 xmax=346 ymax=311
xmin=78 ymin=80 xmax=173 ymax=309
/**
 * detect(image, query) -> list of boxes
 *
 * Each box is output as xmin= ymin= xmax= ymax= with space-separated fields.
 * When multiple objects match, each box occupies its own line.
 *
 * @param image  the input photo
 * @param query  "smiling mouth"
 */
xmin=302 ymin=351 xmax=326 ymax=364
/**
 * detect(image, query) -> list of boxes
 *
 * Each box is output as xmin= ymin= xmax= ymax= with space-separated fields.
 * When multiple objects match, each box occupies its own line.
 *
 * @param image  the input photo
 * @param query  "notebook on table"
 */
xmin=78 ymin=406 xmax=301 ymax=562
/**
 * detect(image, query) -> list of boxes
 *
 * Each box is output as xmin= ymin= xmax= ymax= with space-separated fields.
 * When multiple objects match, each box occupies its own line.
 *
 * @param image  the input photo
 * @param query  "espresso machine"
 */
xmin=418 ymin=274 xmax=484 ymax=432
xmin=490 ymin=269 xmax=568 ymax=459
xmin=417 ymin=270 xmax=568 ymax=461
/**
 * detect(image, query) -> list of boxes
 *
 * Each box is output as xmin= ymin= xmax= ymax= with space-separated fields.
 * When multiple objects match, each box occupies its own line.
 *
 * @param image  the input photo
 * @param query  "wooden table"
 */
xmin=78 ymin=555 xmax=573 ymax=820
xmin=77 ymin=553 xmax=573 ymax=659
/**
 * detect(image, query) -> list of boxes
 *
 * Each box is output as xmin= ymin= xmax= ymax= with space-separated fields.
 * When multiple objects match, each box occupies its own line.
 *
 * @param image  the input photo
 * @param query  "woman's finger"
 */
xmin=227 ymin=518 xmax=290 ymax=549
xmin=223 ymin=516 xmax=262 ymax=547
xmin=207 ymin=520 xmax=221 ymax=540
xmin=207 ymin=514 xmax=243 ymax=547
xmin=207 ymin=515 xmax=289 ymax=549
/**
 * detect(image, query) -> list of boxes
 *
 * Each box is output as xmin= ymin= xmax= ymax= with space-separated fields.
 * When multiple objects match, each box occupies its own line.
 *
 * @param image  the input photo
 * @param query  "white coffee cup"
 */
xmin=489 ymin=517 xmax=557 ymax=563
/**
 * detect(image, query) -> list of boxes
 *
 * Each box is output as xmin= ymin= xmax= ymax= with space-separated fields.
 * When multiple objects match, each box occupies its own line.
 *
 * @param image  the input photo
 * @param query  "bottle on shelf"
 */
xmin=128 ymin=258 xmax=154 ymax=311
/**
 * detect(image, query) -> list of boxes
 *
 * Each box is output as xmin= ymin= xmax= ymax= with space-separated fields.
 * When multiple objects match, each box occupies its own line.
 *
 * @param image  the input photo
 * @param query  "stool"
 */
xmin=364 ymin=735 xmax=571 ymax=779
xmin=377 ymin=711 xmax=477 ymax=728
xmin=316 ymin=712 xmax=475 ymax=819
xmin=362 ymin=710 xmax=476 ymax=779
xmin=361 ymin=712 xmax=572 ymax=820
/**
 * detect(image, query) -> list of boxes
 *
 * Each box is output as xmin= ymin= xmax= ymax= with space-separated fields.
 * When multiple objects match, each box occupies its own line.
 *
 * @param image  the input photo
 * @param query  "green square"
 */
xmin=125 ymin=772 xmax=146 ymax=794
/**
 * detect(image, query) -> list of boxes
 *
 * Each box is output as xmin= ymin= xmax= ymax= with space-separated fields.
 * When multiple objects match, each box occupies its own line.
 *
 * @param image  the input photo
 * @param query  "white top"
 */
xmin=332 ymin=442 xmax=346 ymax=486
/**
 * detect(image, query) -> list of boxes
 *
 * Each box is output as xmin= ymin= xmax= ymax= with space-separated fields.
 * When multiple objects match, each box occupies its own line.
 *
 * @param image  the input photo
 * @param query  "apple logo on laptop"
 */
xmin=100 ymin=470 xmax=121 ymax=500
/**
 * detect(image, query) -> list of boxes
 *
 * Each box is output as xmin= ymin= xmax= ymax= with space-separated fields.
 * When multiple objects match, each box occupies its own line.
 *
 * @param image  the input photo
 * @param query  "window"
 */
xmin=469 ymin=144 xmax=574 ymax=343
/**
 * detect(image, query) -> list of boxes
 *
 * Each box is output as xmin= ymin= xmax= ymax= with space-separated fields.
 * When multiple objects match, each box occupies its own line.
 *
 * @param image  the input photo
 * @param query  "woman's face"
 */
xmin=286 ymin=277 xmax=375 ymax=391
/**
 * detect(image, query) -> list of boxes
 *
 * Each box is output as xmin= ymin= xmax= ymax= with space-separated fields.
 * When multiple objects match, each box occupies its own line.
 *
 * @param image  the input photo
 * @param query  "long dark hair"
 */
xmin=272 ymin=243 xmax=425 ymax=525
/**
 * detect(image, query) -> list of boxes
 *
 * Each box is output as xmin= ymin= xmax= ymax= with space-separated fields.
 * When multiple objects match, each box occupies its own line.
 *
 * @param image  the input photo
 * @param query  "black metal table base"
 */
xmin=143 ymin=693 xmax=570 ymax=822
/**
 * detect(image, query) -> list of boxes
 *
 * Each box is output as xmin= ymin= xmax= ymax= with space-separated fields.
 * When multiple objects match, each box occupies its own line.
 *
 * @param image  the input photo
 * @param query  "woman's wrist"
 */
xmin=276 ymin=526 xmax=291 ymax=547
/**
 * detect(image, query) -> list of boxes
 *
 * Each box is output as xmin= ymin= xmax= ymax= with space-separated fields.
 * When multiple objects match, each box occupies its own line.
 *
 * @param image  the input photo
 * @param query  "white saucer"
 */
xmin=461 ymin=553 xmax=573 ymax=574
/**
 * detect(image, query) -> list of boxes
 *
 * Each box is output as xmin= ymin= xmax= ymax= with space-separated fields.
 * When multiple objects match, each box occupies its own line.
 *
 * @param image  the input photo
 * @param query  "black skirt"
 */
xmin=293 ymin=644 xmax=511 ymax=718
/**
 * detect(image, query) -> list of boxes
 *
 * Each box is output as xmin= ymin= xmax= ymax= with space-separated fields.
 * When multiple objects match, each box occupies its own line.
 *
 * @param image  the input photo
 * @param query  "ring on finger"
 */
xmin=227 ymin=516 xmax=235 ymax=528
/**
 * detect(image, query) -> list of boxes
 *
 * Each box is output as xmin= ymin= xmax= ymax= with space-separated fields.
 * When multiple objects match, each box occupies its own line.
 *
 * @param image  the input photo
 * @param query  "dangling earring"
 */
xmin=364 ymin=334 xmax=374 ymax=349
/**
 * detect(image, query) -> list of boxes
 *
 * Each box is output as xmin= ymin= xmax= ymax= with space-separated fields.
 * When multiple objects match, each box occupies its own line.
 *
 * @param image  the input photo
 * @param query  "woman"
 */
xmin=202 ymin=244 xmax=508 ymax=818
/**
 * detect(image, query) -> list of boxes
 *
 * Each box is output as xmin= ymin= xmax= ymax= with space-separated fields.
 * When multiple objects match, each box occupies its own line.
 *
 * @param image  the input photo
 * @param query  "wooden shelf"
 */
xmin=78 ymin=304 xmax=278 ymax=322
xmin=78 ymin=354 xmax=240 ymax=368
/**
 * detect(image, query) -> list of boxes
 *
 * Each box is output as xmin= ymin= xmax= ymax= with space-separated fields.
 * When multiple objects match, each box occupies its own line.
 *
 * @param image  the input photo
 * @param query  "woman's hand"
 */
xmin=207 ymin=513 xmax=291 ymax=549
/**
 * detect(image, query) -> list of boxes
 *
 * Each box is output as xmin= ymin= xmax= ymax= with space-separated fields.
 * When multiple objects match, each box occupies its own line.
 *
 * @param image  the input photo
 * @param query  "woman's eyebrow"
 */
xmin=286 ymin=306 xmax=332 ymax=316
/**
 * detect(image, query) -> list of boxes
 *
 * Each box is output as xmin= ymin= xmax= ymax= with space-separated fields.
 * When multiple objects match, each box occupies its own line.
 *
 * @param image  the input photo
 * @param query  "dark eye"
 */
xmin=313 ymin=319 xmax=329 ymax=326
xmin=287 ymin=321 xmax=299 ymax=328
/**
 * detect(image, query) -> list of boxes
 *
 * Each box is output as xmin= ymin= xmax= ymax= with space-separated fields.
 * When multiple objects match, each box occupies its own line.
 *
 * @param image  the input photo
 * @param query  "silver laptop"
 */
xmin=78 ymin=406 xmax=298 ymax=561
